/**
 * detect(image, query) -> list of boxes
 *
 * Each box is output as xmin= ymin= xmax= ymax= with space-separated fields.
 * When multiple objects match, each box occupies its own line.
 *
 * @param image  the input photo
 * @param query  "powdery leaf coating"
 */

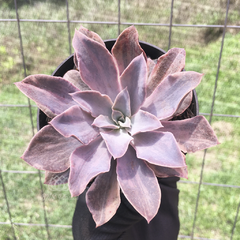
xmin=112 ymin=88 xmax=131 ymax=118
xmin=78 ymin=26 xmax=105 ymax=46
xmin=161 ymin=91 xmax=193 ymax=121
xmin=172 ymin=91 xmax=193 ymax=118
xmin=117 ymin=146 xmax=161 ymax=223
xmin=69 ymin=137 xmax=111 ymax=197
xmin=50 ymin=105 xmax=99 ymax=145
xmin=118 ymin=116 xmax=131 ymax=128
xmin=130 ymin=110 xmax=162 ymax=136
xmin=120 ymin=53 xmax=147 ymax=115
xmin=15 ymin=25 xmax=220 ymax=227
xmin=86 ymin=160 xmax=120 ymax=227
xmin=73 ymin=30 xmax=121 ymax=102
xmin=71 ymin=90 xmax=113 ymax=118
xmin=142 ymin=71 xmax=203 ymax=120
xmin=111 ymin=109 xmax=125 ymax=124
xmin=147 ymin=48 xmax=186 ymax=96
xmin=22 ymin=125 xmax=82 ymax=173
xmin=63 ymin=70 xmax=90 ymax=91
xmin=15 ymin=74 xmax=80 ymax=118
xmin=147 ymin=163 xmax=188 ymax=179
xmin=74 ymin=26 xmax=106 ymax=69
xmin=112 ymin=25 xmax=146 ymax=75
xmin=92 ymin=115 xmax=120 ymax=129
xmin=147 ymin=58 xmax=156 ymax=78
xmin=100 ymin=129 xmax=133 ymax=159
xmin=132 ymin=131 xmax=186 ymax=168
xmin=160 ymin=115 xmax=220 ymax=153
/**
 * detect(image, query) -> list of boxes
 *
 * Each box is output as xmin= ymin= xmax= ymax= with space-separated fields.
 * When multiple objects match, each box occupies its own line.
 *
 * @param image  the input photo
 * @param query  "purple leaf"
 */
xmin=147 ymin=58 xmax=156 ymax=78
xmin=22 ymin=125 xmax=82 ymax=172
xmin=112 ymin=25 xmax=146 ymax=75
xmin=73 ymin=30 xmax=121 ymax=101
xmin=71 ymin=90 xmax=113 ymax=118
xmin=78 ymin=26 xmax=105 ymax=46
xmin=112 ymin=88 xmax=131 ymax=118
xmin=92 ymin=115 xmax=120 ymax=129
xmin=111 ymin=109 xmax=125 ymax=124
xmin=172 ymin=91 xmax=193 ymax=117
xmin=86 ymin=160 xmax=120 ymax=227
xmin=73 ymin=26 xmax=106 ymax=69
xmin=120 ymin=53 xmax=147 ymax=115
xmin=162 ymin=91 xmax=193 ymax=121
xmin=69 ymin=137 xmax=112 ymax=197
xmin=142 ymin=71 xmax=203 ymax=120
xmin=147 ymin=163 xmax=188 ymax=179
xmin=118 ymin=116 xmax=131 ymax=128
xmin=130 ymin=110 xmax=162 ymax=136
xmin=15 ymin=75 xmax=80 ymax=118
xmin=117 ymin=145 xmax=161 ymax=223
xmin=44 ymin=169 xmax=70 ymax=185
xmin=132 ymin=131 xmax=186 ymax=168
xmin=63 ymin=70 xmax=90 ymax=91
xmin=111 ymin=109 xmax=131 ymax=128
xmin=146 ymin=48 xmax=186 ymax=96
xmin=100 ymin=129 xmax=133 ymax=159
xmin=160 ymin=116 xmax=220 ymax=153
xmin=50 ymin=105 xmax=99 ymax=145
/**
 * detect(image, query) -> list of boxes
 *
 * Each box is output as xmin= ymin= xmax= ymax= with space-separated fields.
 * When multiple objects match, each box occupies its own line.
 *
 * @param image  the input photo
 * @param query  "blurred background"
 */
xmin=0 ymin=0 xmax=240 ymax=239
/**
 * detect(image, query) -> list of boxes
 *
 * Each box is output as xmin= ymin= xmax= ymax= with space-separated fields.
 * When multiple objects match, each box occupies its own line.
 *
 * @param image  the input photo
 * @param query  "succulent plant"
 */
xmin=15 ymin=26 xmax=219 ymax=227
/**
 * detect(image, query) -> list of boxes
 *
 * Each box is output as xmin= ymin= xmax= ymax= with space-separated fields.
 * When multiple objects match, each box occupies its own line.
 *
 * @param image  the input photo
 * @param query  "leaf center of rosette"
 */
xmin=117 ymin=116 xmax=131 ymax=129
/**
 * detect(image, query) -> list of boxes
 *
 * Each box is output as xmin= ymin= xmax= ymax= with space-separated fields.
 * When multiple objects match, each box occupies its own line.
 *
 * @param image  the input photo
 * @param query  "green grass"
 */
xmin=1 ymin=0 xmax=240 ymax=239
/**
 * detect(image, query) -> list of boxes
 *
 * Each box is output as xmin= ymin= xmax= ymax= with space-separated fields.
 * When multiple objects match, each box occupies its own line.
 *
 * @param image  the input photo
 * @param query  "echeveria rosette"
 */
xmin=15 ymin=25 xmax=219 ymax=227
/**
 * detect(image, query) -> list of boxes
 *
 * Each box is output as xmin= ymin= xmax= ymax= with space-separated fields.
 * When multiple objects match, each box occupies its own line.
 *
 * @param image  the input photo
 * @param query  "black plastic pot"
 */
xmin=37 ymin=40 xmax=199 ymax=130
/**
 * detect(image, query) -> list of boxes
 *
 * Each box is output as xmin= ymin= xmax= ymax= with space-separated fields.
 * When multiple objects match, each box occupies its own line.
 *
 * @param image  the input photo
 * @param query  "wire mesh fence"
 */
xmin=0 ymin=0 xmax=240 ymax=239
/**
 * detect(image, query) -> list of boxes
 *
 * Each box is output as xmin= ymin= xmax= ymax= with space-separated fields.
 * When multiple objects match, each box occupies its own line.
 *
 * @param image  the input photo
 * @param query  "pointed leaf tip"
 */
xmin=78 ymin=26 xmax=105 ymax=46
xmin=112 ymin=88 xmax=131 ymax=118
xmin=160 ymin=115 xmax=220 ymax=153
xmin=143 ymin=71 xmax=203 ymax=120
xmin=15 ymin=75 xmax=79 ymax=118
xmin=73 ymin=30 xmax=120 ymax=101
xmin=120 ymin=53 xmax=147 ymax=115
xmin=133 ymin=131 xmax=186 ymax=168
xmin=112 ymin=26 xmax=146 ymax=75
xmin=86 ymin=160 xmax=120 ymax=227
xmin=100 ymin=129 xmax=133 ymax=159
xmin=147 ymin=48 xmax=186 ymax=96
xmin=69 ymin=137 xmax=111 ymax=197
xmin=50 ymin=105 xmax=99 ymax=145
xmin=22 ymin=125 xmax=82 ymax=173
xmin=117 ymin=146 xmax=161 ymax=223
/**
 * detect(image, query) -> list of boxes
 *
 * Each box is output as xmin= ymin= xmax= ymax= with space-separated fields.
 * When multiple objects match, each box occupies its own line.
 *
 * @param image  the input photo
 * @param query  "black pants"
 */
xmin=72 ymin=177 xmax=180 ymax=240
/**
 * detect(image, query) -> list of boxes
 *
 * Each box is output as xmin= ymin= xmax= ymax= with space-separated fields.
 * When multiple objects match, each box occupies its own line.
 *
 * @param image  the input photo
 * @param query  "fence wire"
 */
xmin=191 ymin=0 xmax=231 ymax=239
xmin=1 ymin=19 xmax=240 ymax=29
xmin=0 ymin=0 xmax=239 ymax=239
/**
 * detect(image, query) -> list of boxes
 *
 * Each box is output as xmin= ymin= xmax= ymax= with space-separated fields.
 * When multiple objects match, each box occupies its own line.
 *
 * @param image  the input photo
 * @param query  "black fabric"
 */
xmin=72 ymin=177 xmax=180 ymax=240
